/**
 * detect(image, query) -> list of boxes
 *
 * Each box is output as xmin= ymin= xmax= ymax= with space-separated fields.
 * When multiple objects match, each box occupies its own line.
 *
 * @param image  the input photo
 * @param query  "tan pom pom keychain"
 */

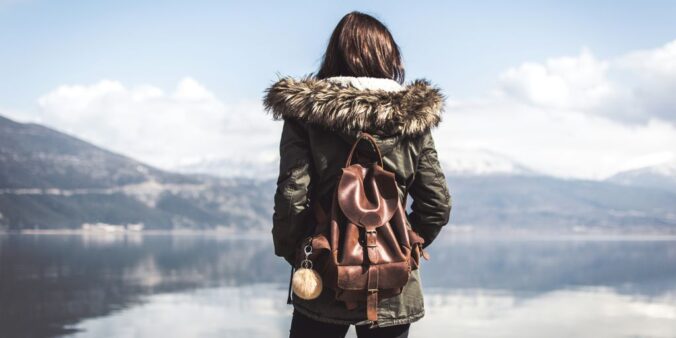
xmin=292 ymin=240 xmax=322 ymax=300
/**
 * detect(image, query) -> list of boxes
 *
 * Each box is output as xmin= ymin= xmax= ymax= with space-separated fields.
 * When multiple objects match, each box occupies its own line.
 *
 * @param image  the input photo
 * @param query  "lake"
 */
xmin=1 ymin=232 xmax=675 ymax=338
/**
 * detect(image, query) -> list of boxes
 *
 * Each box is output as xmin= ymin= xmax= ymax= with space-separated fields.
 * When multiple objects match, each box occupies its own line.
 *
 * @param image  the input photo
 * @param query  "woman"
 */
xmin=263 ymin=11 xmax=452 ymax=338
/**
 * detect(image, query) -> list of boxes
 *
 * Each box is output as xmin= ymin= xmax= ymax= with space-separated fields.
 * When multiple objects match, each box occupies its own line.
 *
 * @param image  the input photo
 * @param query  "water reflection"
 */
xmin=0 ymin=234 xmax=288 ymax=337
xmin=422 ymin=288 xmax=676 ymax=338
xmin=69 ymin=286 xmax=676 ymax=338
xmin=0 ymin=234 xmax=675 ymax=337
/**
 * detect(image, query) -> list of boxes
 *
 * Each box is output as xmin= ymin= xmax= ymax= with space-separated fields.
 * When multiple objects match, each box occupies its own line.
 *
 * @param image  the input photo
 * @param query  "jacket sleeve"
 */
xmin=272 ymin=119 xmax=313 ymax=265
xmin=408 ymin=131 xmax=452 ymax=248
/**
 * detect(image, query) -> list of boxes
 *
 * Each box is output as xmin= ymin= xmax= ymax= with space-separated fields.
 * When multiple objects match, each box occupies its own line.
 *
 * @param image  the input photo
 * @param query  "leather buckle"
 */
xmin=365 ymin=228 xmax=378 ymax=248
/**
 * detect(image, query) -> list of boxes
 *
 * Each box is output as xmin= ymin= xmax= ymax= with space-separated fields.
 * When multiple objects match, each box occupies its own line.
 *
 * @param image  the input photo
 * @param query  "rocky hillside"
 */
xmin=0 ymin=115 xmax=272 ymax=230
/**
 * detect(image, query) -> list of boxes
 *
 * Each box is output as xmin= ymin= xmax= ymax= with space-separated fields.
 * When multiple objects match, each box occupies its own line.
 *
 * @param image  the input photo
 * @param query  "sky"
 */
xmin=1 ymin=0 xmax=676 ymax=180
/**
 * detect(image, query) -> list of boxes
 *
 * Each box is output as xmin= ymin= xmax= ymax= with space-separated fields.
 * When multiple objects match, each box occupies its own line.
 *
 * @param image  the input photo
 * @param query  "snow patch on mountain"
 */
xmin=608 ymin=160 xmax=676 ymax=192
xmin=440 ymin=148 xmax=535 ymax=176
xmin=173 ymin=148 xmax=535 ymax=178
xmin=173 ymin=158 xmax=279 ymax=179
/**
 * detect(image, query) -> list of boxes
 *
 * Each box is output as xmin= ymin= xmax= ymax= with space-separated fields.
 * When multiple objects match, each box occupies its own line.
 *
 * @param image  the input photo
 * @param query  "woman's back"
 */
xmin=264 ymin=74 xmax=452 ymax=328
xmin=264 ymin=10 xmax=451 ymax=337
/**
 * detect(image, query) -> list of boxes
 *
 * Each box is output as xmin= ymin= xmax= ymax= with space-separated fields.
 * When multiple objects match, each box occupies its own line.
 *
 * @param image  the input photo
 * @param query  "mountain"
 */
xmin=173 ymin=148 xmax=534 ymax=179
xmin=1 ymin=114 xmax=675 ymax=232
xmin=446 ymin=174 xmax=676 ymax=231
xmin=174 ymin=158 xmax=279 ymax=179
xmin=0 ymin=116 xmax=194 ymax=189
xmin=0 ymin=115 xmax=273 ymax=230
xmin=607 ymin=161 xmax=676 ymax=193
xmin=440 ymin=148 xmax=535 ymax=176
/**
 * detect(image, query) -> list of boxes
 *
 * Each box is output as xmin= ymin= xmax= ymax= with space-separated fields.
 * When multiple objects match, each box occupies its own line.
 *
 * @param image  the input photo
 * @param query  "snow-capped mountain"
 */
xmin=439 ymin=148 xmax=535 ymax=176
xmin=174 ymin=148 xmax=535 ymax=179
xmin=607 ymin=161 xmax=676 ymax=193
xmin=173 ymin=158 xmax=279 ymax=179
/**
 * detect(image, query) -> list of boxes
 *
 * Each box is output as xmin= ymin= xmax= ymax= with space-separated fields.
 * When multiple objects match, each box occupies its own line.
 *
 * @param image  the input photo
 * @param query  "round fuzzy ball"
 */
xmin=292 ymin=268 xmax=323 ymax=300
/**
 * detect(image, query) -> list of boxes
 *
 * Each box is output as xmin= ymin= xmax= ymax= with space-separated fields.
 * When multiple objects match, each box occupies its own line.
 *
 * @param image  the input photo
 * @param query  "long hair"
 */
xmin=316 ymin=11 xmax=405 ymax=84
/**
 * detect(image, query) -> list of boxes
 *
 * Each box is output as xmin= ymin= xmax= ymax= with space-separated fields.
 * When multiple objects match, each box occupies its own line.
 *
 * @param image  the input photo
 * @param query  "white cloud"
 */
xmin=431 ymin=39 xmax=676 ymax=179
xmin=496 ymin=40 xmax=676 ymax=125
xmin=610 ymin=40 xmax=676 ymax=124
xmin=5 ymin=40 xmax=676 ymax=180
xmin=18 ymin=78 xmax=281 ymax=171
xmin=618 ymin=40 xmax=676 ymax=77
xmin=435 ymin=99 xmax=676 ymax=179
xmin=497 ymin=49 xmax=614 ymax=111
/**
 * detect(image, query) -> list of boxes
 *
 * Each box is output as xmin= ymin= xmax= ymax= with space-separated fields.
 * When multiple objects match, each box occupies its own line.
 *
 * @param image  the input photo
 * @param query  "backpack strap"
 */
xmin=344 ymin=132 xmax=384 ymax=167
xmin=365 ymin=225 xmax=380 ymax=321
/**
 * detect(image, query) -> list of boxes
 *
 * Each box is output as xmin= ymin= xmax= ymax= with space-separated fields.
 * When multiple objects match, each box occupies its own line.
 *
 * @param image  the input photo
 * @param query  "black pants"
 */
xmin=289 ymin=310 xmax=410 ymax=338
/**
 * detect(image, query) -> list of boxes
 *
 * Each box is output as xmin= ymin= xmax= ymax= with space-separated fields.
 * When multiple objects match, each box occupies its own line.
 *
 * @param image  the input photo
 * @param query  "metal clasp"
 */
xmin=300 ymin=239 xmax=314 ymax=269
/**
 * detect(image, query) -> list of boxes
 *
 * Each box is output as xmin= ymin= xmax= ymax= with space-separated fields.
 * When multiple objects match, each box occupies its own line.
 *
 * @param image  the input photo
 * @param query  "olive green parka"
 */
xmin=263 ymin=75 xmax=452 ymax=328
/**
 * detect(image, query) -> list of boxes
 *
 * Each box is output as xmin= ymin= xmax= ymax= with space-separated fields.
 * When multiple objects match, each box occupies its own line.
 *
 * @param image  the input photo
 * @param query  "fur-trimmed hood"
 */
xmin=263 ymin=76 xmax=445 ymax=137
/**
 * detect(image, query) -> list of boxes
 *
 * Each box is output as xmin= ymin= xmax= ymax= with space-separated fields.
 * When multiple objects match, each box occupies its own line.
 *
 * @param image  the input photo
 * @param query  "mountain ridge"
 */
xmin=0 ymin=115 xmax=271 ymax=230
xmin=173 ymin=147 xmax=537 ymax=179
xmin=607 ymin=160 xmax=676 ymax=193
xmin=1 ymin=114 xmax=675 ymax=232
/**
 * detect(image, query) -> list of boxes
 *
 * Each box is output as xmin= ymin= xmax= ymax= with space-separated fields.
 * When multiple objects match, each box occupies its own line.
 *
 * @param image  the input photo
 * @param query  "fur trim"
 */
xmin=263 ymin=76 xmax=445 ymax=137
xmin=325 ymin=76 xmax=406 ymax=92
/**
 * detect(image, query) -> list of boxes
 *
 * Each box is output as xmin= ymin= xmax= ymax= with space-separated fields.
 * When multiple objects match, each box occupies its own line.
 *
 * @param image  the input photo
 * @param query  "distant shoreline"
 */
xmin=2 ymin=227 xmax=676 ymax=241
xmin=0 ymin=228 xmax=269 ymax=238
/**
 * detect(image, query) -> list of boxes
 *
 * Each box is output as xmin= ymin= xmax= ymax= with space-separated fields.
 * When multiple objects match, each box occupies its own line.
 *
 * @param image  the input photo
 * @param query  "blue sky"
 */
xmin=3 ymin=0 xmax=676 ymax=108
xmin=1 ymin=0 xmax=675 ymax=179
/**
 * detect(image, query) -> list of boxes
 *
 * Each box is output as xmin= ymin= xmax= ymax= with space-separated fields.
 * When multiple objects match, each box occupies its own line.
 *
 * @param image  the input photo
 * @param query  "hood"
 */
xmin=263 ymin=75 xmax=445 ymax=154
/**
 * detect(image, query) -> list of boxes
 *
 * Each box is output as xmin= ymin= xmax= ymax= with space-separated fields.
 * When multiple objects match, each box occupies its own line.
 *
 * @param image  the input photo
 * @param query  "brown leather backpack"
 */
xmin=299 ymin=132 xmax=427 ymax=322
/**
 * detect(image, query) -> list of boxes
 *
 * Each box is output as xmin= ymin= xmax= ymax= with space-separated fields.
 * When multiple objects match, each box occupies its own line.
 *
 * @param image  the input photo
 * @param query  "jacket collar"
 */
xmin=324 ymin=76 xmax=405 ymax=92
xmin=263 ymin=75 xmax=445 ymax=137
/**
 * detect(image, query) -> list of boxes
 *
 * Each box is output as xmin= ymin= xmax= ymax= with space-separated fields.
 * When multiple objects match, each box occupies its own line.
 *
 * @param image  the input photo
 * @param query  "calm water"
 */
xmin=1 ymin=233 xmax=675 ymax=338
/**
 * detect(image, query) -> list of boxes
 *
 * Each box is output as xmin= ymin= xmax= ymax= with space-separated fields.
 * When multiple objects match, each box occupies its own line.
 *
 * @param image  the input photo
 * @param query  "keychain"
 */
xmin=291 ymin=238 xmax=323 ymax=300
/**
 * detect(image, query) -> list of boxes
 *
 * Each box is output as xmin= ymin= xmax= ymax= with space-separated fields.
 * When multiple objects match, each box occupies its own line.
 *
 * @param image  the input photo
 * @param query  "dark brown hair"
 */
xmin=316 ymin=11 xmax=405 ymax=84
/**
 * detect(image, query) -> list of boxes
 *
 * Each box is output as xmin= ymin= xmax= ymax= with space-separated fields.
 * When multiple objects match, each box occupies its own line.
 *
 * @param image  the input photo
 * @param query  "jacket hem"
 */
xmin=292 ymin=303 xmax=425 ymax=328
